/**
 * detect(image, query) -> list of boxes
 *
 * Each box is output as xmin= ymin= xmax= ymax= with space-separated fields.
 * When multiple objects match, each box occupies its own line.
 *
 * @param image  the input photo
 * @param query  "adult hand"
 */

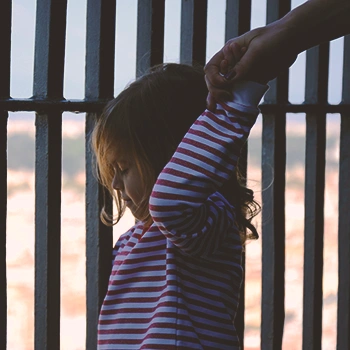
xmin=204 ymin=22 xmax=298 ymax=110
xmin=204 ymin=41 xmax=248 ymax=110
xmin=205 ymin=0 xmax=350 ymax=111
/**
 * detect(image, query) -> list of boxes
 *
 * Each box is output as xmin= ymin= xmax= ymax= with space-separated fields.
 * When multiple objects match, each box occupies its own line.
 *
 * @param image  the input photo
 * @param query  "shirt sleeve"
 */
xmin=149 ymin=81 xmax=268 ymax=256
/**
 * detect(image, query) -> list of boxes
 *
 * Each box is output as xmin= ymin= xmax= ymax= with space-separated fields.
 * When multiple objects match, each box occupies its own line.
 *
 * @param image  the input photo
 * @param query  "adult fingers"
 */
xmin=222 ymin=42 xmax=247 ymax=80
xmin=220 ymin=59 xmax=229 ymax=76
xmin=204 ymin=50 xmax=228 ymax=87
xmin=227 ymin=46 xmax=260 ymax=82
xmin=222 ymin=41 xmax=236 ymax=72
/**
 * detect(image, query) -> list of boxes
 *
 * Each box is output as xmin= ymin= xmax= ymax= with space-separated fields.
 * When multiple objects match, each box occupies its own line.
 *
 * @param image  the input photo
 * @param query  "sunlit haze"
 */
xmin=7 ymin=0 xmax=343 ymax=349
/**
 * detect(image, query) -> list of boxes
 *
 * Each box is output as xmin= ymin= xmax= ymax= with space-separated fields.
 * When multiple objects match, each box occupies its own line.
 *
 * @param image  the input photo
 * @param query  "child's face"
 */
xmin=110 ymin=155 xmax=146 ymax=220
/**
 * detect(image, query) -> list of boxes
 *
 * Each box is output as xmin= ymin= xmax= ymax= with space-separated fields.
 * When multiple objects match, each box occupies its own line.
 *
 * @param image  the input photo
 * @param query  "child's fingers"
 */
xmin=206 ymin=92 xmax=216 ymax=112
xmin=205 ymin=76 xmax=232 ymax=107
xmin=206 ymin=89 xmax=232 ymax=111
xmin=205 ymin=75 xmax=231 ymax=96
xmin=224 ymin=69 xmax=236 ymax=80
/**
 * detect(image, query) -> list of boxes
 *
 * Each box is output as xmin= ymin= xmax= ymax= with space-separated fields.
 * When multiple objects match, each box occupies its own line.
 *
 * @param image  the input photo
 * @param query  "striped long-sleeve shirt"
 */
xmin=98 ymin=81 xmax=268 ymax=349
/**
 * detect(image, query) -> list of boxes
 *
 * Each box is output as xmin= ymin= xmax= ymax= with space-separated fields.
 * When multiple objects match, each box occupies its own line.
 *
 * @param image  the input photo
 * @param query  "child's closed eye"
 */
xmin=120 ymin=168 xmax=129 ymax=176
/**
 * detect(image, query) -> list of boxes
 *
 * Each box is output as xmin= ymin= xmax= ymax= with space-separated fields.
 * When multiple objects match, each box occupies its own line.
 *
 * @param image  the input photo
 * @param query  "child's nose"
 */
xmin=112 ymin=174 xmax=123 ymax=190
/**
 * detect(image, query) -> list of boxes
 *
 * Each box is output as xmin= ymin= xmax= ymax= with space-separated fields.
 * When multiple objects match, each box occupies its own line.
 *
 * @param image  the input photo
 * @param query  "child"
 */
xmin=92 ymin=44 xmax=268 ymax=349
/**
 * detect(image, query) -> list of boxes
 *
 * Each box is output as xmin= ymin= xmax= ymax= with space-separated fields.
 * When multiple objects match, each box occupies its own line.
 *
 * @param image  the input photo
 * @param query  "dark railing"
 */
xmin=1 ymin=0 xmax=350 ymax=349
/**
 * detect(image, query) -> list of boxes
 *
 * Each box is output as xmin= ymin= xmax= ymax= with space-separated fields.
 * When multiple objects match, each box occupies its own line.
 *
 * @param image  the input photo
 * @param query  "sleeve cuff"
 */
xmin=230 ymin=81 xmax=268 ymax=107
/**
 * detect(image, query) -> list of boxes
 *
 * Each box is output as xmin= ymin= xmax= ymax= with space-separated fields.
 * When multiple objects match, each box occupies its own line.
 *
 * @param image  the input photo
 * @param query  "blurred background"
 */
xmin=7 ymin=0 xmax=343 ymax=348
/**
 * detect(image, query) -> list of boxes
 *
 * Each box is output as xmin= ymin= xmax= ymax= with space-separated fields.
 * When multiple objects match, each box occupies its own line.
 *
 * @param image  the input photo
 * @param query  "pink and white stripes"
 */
xmin=98 ymin=81 xmax=267 ymax=349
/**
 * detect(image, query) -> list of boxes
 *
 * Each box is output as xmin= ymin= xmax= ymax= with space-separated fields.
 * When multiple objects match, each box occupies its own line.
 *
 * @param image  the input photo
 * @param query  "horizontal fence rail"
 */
xmin=1 ymin=0 xmax=350 ymax=349
xmin=2 ymin=98 xmax=350 ymax=114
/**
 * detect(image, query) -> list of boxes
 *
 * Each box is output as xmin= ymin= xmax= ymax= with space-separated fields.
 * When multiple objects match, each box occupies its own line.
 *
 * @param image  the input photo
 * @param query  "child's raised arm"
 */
xmin=149 ymin=43 xmax=267 ymax=256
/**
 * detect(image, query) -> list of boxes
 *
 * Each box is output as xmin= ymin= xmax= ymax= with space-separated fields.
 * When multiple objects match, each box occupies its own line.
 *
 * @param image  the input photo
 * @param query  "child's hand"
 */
xmin=204 ymin=42 xmax=246 ymax=111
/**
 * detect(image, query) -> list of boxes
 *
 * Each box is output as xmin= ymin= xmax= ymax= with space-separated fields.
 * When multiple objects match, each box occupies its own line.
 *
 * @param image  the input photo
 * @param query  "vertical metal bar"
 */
xmin=0 ymin=0 xmax=11 ymax=99
xmin=33 ymin=0 xmax=67 ymax=99
xmin=33 ymin=1 xmax=67 ymax=349
xmin=180 ymin=0 xmax=208 ymax=66
xmin=237 ymin=147 xmax=248 ymax=348
xmin=236 ymin=150 xmax=248 ymax=348
xmin=85 ymin=117 xmax=113 ymax=350
xmin=225 ymin=0 xmax=251 ymax=40
xmin=136 ymin=0 xmax=165 ymax=77
xmin=0 ymin=112 xmax=8 ymax=350
xmin=34 ymin=114 xmax=62 ymax=350
xmin=225 ymin=2 xmax=252 ymax=345
xmin=261 ymin=1 xmax=290 ymax=348
xmin=337 ymin=34 xmax=350 ymax=350
xmin=85 ymin=0 xmax=115 ymax=348
xmin=0 ymin=1 xmax=11 ymax=349
xmin=85 ymin=0 xmax=116 ymax=101
xmin=337 ymin=113 xmax=350 ymax=349
xmin=302 ymin=42 xmax=329 ymax=350
xmin=261 ymin=113 xmax=286 ymax=350
xmin=225 ymin=2 xmax=253 ymax=346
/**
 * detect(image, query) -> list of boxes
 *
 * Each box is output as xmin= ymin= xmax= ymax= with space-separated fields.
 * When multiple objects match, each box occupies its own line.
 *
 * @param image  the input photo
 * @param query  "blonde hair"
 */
xmin=92 ymin=63 xmax=260 ymax=242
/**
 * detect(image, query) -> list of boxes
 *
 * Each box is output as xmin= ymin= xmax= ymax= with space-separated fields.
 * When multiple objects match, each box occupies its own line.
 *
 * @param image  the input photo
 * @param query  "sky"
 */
xmin=9 ymin=0 xmax=345 ymax=105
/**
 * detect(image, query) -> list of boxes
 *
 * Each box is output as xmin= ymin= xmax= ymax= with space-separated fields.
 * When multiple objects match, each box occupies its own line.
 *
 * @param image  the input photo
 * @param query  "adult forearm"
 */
xmin=278 ymin=0 xmax=350 ymax=54
xmin=204 ymin=0 xmax=350 ymax=108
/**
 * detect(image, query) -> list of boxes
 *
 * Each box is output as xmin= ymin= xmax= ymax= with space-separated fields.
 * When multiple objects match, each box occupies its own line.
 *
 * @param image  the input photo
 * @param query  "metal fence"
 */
xmin=1 ymin=0 xmax=349 ymax=349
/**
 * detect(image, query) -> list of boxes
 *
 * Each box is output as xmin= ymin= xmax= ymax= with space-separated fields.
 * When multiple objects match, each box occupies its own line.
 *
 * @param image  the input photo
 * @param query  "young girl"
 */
xmin=92 ymin=45 xmax=267 ymax=349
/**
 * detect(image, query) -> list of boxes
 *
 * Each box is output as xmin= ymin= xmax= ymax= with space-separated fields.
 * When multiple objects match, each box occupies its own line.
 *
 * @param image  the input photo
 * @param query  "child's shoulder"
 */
xmin=115 ymin=222 xmax=140 ymax=244
xmin=112 ymin=221 xmax=144 ymax=254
